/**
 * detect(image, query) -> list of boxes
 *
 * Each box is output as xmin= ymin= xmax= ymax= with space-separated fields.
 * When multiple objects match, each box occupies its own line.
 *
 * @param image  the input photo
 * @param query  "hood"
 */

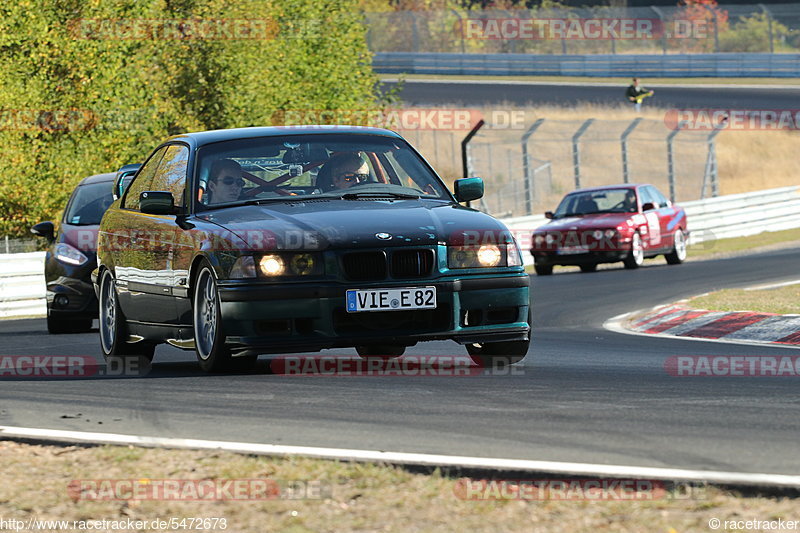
xmin=535 ymin=213 xmax=634 ymax=233
xmin=196 ymin=199 xmax=511 ymax=251
xmin=59 ymin=223 xmax=100 ymax=254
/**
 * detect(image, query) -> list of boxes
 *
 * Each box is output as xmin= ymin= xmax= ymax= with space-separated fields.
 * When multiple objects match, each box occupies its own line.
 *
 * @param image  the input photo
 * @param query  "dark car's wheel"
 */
xmin=665 ymin=229 xmax=687 ymax=265
xmin=534 ymin=264 xmax=553 ymax=276
xmin=193 ymin=264 xmax=256 ymax=373
xmin=356 ymin=345 xmax=406 ymax=360
xmin=99 ymin=270 xmax=154 ymax=361
xmin=623 ymin=232 xmax=644 ymax=269
xmin=579 ymin=263 xmax=597 ymax=273
xmin=47 ymin=314 xmax=92 ymax=334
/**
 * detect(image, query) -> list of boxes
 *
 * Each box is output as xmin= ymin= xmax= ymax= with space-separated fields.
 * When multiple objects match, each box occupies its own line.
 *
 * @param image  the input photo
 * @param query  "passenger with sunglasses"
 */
xmin=319 ymin=153 xmax=370 ymax=191
xmin=208 ymin=159 xmax=245 ymax=204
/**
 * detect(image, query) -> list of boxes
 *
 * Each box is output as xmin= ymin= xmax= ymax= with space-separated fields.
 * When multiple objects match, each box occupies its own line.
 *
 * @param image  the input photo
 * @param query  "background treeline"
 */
xmin=0 ymin=0 xmax=382 ymax=237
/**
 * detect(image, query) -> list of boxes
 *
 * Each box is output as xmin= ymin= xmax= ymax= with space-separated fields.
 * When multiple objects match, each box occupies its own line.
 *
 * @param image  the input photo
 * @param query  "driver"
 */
xmin=321 ymin=153 xmax=369 ymax=191
xmin=207 ymin=159 xmax=245 ymax=204
xmin=623 ymin=190 xmax=638 ymax=212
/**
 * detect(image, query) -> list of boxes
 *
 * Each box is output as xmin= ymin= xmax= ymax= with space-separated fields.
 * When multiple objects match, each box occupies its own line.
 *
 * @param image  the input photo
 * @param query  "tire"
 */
xmin=99 ymin=270 xmax=155 ymax=362
xmin=623 ymin=232 xmax=644 ymax=269
xmin=193 ymin=264 xmax=256 ymax=373
xmin=534 ymin=264 xmax=553 ymax=276
xmin=579 ymin=263 xmax=597 ymax=273
xmin=47 ymin=314 xmax=92 ymax=334
xmin=356 ymin=345 xmax=406 ymax=360
xmin=467 ymin=308 xmax=531 ymax=368
xmin=665 ymin=229 xmax=687 ymax=265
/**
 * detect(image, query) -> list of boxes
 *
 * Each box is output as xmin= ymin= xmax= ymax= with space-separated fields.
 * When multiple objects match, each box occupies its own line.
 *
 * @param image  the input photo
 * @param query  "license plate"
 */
xmin=557 ymin=246 xmax=589 ymax=255
xmin=346 ymin=286 xmax=437 ymax=313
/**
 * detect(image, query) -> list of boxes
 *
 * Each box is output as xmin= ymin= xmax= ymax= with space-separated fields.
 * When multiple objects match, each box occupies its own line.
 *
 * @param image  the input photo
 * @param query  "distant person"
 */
xmin=625 ymin=78 xmax=654 ymax=113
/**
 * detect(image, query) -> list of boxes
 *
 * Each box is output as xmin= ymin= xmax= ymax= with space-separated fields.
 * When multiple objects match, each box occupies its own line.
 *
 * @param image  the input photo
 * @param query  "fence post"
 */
xmin=650 ymin=6 xmax=667 ymax=54
xmin=759 ymin=4 xmax=774 ymax=53
xmin=572 ymin=119 xmax=594 ymax=189
xmin=701 ymin=127 xmax=723 ymax=199
xmin=620 ymin=117 xmax=643 ymax=183
xmin=450 ymin=9 xmax=465 ymax=54
xmin=521 ymin=118 xmax=545 ymax=215
xmin=666 ymin=123 xmax=683 ymax=203
xmin=409 ymin=11 xmax=420 ymax=52
xmin=461 ymin=120 xmax=484 ymax=207
xmin=702 ymin=5 xmax=720 ymax=53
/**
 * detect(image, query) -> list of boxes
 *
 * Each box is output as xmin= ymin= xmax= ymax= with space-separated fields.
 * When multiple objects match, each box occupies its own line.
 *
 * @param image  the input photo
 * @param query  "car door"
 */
xmin=645 ymin=185 xmax=675 ymax=252
xmin=638 ymin=186 xmax=663 ymax=251
xmin=115 ymin=145 xmax=188 ymax=324
xmin=108 ymin=146 xmax=167 ymax=319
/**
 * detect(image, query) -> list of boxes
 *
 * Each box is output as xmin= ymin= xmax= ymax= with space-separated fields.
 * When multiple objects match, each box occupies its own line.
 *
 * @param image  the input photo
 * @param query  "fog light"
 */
xmin=54 ymin=294 xmax=69 ymax=307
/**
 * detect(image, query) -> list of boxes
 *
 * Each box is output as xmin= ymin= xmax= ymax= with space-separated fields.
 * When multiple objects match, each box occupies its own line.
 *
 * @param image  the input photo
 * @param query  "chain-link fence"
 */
xmin=366 ymin=4 xmax=800 ymax=55
xmin=0 ymin=236 xmax=39 ymax=254
xmin=396 ymin=117 xmax=719 ymax=218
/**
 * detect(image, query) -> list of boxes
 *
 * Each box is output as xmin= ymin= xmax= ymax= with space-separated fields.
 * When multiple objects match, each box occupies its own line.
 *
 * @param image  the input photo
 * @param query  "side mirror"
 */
xmin=454 ymin=177 xmax=484 ymax=203
xmin=642 ymin=202 xmax=656 ymax=212
xmin=140 ymin=191 xmax=176 ymax=215
xmin=545 ymin=211 xmax=554 ymax=219
xmin=31 ymin=221 xmax=55 ymax=242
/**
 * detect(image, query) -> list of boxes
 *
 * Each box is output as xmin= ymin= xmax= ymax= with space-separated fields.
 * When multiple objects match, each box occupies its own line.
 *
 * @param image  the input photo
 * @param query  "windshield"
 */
xmin=553 ymin=188 xmax=637 ymax=218
xmin=64 ymin=181 xmax=114 ymax=225
xmin=195 ymin=133 xmax=451 ymax=210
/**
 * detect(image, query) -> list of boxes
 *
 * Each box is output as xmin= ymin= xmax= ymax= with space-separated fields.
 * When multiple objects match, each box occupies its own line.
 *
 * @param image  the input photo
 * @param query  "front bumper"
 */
xmin=216 ymin=275 xmax=531 ymax=356
xmin=532 ymin=250 xmax=627 ymax=267
xmin=46 ymin=277 xmax=98 ymax=318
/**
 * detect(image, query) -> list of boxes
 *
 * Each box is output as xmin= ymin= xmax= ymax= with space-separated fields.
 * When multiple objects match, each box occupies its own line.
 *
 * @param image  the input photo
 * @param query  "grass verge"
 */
xmin=689 ymin=283 xmax=800 ymax=314
xmin=1 ymin=440 xmax=798 ymax=533
xmin=687 ymin=228 xmax=800 ymax=258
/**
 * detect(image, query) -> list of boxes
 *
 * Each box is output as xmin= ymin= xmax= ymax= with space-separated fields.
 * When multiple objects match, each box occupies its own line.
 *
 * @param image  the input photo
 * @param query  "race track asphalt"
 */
xmin=1 ymin=246 xmax=799 ymax=475
xmin=383 ymin=79 xmax=800 ymax=109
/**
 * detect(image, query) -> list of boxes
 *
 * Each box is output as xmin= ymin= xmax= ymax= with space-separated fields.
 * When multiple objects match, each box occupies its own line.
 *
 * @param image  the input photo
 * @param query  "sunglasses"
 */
xmin=334 ymin=172 xmax=369 ymax=183
xmin=215 ymin=176 xmax=244 ymax=187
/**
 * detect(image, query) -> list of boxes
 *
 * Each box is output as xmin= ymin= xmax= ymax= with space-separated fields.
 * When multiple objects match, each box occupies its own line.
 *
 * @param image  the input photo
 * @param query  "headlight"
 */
xmin=545 ymin=234 xmax=555 ymax=245
xmin=534 ymin=234 xmax=545 ymax=246
xmin=256 ymin=252 xmax=323 ymax=277
xmin=592 ymin=230 xmax=603 ymax=240
xmin=604 ymin=229 xmax=617 ymax=239
xmin=259 ymin=254 xmax=285 ymax=276
xmin=230 ymin=256 xmax=256 ymax=278
xmin=55 ymin=243 xmax=88 ymax=266
xmin=447 ymin=244 xmax=520 ymax=269
xmin=477 ymin=245 xmax=502 ymax=267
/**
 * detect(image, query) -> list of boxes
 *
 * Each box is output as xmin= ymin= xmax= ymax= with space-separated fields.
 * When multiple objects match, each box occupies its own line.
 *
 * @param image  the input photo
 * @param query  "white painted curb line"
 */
xmin=1 ymin=425 xmax=799 ymax=487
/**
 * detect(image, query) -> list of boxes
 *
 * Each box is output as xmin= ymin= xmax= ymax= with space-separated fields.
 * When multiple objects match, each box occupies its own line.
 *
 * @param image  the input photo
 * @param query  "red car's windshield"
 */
xmin=553 ymin=188 xmax=637 ymax=218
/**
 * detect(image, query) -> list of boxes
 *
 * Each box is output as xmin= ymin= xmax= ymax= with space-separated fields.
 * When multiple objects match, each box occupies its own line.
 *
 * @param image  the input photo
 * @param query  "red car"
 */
xmin=530 ymin=184 xmax=688 ymax=275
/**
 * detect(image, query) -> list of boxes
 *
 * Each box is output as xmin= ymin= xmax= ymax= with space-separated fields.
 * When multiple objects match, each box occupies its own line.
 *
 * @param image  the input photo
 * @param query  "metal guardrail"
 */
xmin=0 ymin=186 xmax=798 ymax=319
xmin=0 ymin=252 xmax=46 ymax=319
xmin=373 ymin=52 xmax=800 ymax=77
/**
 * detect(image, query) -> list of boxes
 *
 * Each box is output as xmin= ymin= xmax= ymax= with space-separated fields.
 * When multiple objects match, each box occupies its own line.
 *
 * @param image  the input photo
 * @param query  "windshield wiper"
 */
xmin=340 ymin=191 xmax=420 ymax=200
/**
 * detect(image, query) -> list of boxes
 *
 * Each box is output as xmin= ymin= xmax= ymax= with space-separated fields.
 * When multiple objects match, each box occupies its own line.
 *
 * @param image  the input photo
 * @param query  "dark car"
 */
xmin=93 ymin=126 xmax=531 ymax=372
xmin=530 ymin=184 xmax=688 ymax=275
xmin=31 ymin=173 xmax=117 ymax=333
